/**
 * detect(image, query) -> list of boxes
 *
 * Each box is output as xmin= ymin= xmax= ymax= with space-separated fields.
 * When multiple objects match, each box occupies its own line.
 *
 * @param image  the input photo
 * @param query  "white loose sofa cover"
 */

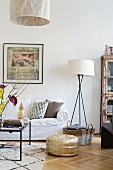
xmin=0 ymin=98 xmax=68 ymax=140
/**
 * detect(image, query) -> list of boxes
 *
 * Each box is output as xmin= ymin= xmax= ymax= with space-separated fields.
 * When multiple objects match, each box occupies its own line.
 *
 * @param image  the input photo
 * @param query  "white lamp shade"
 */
xmin=68 ymin=59 xmax=95 ymax=76
xmin=10 ymin=0 xmax=50 ymax=26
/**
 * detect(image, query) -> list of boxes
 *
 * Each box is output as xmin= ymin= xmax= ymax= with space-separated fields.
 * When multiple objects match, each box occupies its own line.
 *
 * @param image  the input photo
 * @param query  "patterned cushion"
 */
xmin=29 ymin=100 xmax=49 ymax=120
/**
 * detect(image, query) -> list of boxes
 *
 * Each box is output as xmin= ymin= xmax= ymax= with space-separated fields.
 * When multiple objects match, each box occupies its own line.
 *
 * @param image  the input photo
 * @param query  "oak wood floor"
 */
xmin=43 ymin=135 xmax=113 ymax=170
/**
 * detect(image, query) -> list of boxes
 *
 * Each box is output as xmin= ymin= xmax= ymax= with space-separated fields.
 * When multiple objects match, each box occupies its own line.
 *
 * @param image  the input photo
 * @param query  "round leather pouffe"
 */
xmin=46 ymin=134 xmax=79 ymax=156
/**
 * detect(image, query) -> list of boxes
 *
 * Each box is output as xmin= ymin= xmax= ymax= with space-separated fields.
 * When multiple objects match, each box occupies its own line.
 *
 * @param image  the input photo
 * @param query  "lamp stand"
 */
xmin=70 ymin=75 xmax=87 ymax=127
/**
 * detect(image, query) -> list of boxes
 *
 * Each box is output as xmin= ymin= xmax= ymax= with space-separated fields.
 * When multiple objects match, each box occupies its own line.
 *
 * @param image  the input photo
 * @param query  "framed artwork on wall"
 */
xmin=3 ymin=43 xmax=43 ymax=84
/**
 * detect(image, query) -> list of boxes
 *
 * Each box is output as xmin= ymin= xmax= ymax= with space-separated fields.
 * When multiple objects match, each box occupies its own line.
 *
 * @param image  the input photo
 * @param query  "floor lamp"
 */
xmin=68 ymin=59 xmax=95 ymax=127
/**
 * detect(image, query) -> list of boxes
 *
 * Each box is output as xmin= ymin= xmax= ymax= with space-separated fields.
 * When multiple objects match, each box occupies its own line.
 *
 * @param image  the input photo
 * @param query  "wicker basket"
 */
xmin=86 ymin=124 xmax=95 ymax=145
xmin=63 ymin=124 xmax=95 ymax=145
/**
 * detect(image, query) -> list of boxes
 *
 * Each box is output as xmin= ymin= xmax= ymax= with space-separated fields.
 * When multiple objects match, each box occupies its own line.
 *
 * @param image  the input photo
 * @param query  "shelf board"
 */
xmin=101 ymin=76 xmax=113 ymax=78
xmin=108 ymin=76 xmax=113 ymax=78
xmin=107 ymin=113 xmax=113 ymax=115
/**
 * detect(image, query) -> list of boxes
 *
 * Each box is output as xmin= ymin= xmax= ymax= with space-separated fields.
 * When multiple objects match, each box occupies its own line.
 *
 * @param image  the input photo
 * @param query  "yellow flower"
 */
xmin=0 ymin=88 xmax=4 ymax=100
xmin=0 ymin=101 xmax=6 ymax=114
xmin=0 ymin=88 xmax=3 ymax=93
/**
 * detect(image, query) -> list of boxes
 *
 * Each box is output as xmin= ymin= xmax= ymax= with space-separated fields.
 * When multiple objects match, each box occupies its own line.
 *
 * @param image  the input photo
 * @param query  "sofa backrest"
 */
xmin=3 ymin=98 xmax=66 ymax=120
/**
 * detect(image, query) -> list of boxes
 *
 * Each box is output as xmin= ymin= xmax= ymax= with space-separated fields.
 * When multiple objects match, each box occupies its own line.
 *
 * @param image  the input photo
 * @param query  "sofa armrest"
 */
xmin=57 ymin=109 xmax=69 ymax=125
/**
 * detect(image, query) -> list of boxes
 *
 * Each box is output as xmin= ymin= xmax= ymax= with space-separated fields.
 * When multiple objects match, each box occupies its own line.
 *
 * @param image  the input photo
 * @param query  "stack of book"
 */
xmin=3 ymin=119 xmax=23 ymax=128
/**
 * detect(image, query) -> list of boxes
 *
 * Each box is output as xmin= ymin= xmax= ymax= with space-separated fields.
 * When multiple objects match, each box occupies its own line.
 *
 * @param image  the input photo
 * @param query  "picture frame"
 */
xmin=3 ymin=43 xmax=43 ymax=84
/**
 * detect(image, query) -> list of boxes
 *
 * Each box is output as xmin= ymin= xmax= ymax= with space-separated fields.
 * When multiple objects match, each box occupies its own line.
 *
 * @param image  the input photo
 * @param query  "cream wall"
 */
xmin=0 ymin=0 xmax=113 ymax=133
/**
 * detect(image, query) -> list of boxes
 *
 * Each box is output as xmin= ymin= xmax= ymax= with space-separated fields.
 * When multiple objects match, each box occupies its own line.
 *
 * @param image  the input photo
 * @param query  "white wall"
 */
xmin=1 ymin=0 xmax=113 ymax=133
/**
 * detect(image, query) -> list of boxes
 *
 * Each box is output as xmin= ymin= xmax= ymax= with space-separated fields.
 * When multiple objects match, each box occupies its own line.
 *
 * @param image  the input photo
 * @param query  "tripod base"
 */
xmin=70 ymin=75 xmax=87 ymax=127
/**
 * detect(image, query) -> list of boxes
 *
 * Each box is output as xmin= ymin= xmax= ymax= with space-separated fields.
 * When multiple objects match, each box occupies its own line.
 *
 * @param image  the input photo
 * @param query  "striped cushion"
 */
xmin=29 ymin=100 xmax=49 ymax=120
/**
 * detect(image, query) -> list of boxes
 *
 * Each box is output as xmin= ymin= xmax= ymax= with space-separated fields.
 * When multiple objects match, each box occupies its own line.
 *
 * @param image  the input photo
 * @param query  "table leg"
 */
xmin=20 ymin=130 xmax=22 ymax=161
xmin=29 ymin=121 xmax=31 ymax=145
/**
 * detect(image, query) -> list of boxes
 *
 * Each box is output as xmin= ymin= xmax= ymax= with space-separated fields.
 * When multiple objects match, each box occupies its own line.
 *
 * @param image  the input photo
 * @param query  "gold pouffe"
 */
xmin=46 ymin=134 xmax=79 ymax=156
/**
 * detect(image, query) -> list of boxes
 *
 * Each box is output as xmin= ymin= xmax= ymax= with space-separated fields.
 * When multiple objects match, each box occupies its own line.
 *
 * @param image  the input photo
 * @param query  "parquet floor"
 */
xmin=43 ymin=135 xmax=113 ymax=170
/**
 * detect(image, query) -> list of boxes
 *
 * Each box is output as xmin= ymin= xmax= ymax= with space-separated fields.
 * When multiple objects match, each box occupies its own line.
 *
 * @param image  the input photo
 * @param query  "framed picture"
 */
xmin=3 ymin=43 xmax=43 ymax=84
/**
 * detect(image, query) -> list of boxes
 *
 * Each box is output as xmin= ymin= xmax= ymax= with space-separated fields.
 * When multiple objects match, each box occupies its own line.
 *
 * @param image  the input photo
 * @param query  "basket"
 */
xmin=63 ymin=127 xmax=86 ymax=145
xmin=86 ymin=124 xmax=95 ymax=145
xmin=63 ymin=124 xmax=95 ymax=145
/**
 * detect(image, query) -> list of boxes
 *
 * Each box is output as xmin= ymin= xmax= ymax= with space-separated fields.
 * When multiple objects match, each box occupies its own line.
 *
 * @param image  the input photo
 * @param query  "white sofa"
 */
xmin=0 ymin=98 xmax=69 ymax=140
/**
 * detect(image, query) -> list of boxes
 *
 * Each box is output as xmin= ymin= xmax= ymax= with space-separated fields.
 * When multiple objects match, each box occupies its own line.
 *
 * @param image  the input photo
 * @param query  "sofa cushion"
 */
xmin=44 ymin=101 xmax=63 ymax=118
xmin=29 ymin=100 xmax=49 ymax=120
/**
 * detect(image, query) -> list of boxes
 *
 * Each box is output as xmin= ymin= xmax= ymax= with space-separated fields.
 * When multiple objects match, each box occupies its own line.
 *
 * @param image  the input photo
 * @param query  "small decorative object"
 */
xmin=110 ymin=46 xmax=113 ymax=55
xmin=18 ymin=103 xmax=24 ymax=119
xmin=108 ymin=85 xmax=112 ymax=92
xmin=104 ymin=45 xmax=113 ymax=55
xmin=105 ymin=45 xmax=109 ymax=55
xmin=108 ymin=68 xmax=111 ymax=76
